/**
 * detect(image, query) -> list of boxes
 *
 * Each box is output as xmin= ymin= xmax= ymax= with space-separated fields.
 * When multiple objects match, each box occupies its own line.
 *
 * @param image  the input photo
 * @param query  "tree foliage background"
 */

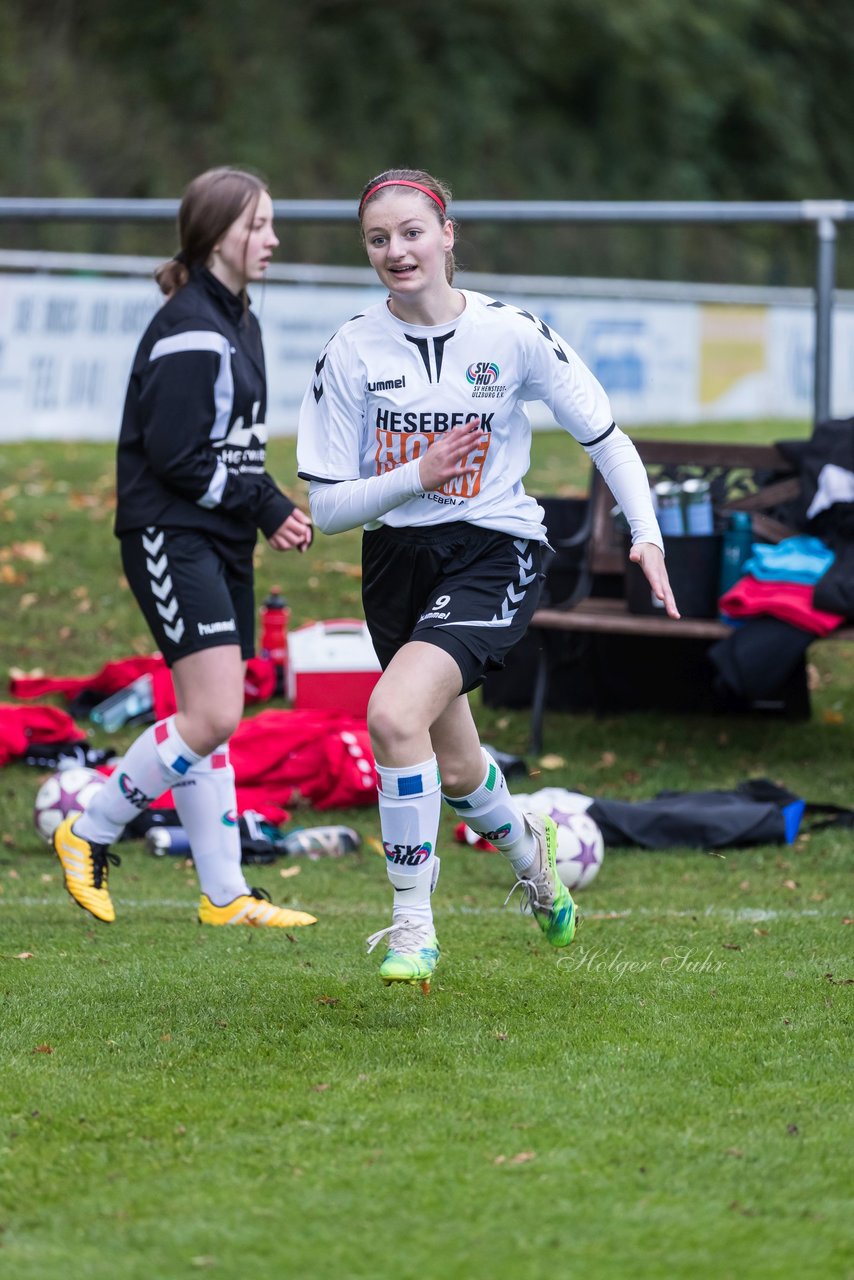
xmin=2 ymin=0 xmax=852 ymax=283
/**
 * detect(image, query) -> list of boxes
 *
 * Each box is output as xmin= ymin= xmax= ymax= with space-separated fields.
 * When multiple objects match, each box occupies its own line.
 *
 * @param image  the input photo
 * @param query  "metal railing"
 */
xmin=2 ymin=197 xmax=852 ymax=423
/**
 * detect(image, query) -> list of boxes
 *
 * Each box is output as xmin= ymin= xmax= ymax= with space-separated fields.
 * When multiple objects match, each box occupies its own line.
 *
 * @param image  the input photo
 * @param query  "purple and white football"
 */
xmin=33 ymin=767 xmax=106 ymax=843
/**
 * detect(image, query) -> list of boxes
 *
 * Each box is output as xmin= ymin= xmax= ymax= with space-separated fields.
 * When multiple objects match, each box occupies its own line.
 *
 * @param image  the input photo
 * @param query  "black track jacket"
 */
xmin=115 ymin=267 xmax=294 ymax=548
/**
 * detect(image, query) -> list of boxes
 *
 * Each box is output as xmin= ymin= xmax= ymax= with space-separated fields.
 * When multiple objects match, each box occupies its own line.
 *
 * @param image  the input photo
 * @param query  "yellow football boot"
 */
xmin=53 ymin=814 xmax=120 ymax=924
xmin=198 ymin=887 xmax=317 ymax=927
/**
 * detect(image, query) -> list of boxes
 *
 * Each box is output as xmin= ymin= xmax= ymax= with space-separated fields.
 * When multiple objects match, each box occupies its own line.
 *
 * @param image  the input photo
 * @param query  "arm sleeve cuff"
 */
xmin=584 ymin=425 xmax=664 ymax=552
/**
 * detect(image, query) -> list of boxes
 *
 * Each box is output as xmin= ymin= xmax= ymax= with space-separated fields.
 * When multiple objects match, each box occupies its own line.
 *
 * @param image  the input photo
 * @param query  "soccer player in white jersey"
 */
xmin=298 ymin=168 xmax=678 ymax=989
xmin=53 ymin=168 xmax=316 ymax=930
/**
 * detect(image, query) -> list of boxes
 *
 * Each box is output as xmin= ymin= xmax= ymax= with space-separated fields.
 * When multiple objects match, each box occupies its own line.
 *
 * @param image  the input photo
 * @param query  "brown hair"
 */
xmin=358 ymin=168 xmax=457 ymax=284
xmin=155 ymin=167 xmax=268 ymax=297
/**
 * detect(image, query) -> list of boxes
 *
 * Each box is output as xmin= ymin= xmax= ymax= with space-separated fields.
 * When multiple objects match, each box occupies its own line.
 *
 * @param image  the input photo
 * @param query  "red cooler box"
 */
xmin=286 ymin=619 xmax=382 ymax=717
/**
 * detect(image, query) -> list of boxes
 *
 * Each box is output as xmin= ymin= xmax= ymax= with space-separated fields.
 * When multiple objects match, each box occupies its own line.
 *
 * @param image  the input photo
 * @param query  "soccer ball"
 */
xmin=551 ymin=811 xmax=605 ymax=891
xmin=33 ymin=767 xmax=106 ymax=843
xmin=515 ymin=789 xmax=604 ymax=890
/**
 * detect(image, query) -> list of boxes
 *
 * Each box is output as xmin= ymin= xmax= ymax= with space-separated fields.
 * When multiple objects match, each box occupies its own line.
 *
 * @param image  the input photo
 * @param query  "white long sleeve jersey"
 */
xmin=298 ymin=289 xmax=662 ymax=548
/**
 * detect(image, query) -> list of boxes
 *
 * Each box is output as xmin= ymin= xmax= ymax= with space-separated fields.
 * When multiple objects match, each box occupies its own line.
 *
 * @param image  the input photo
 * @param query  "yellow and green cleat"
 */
xmin=367 ymin=920 xmax=440 ymax=994
xmin=508 ymin=813 xmax=578 ymax=947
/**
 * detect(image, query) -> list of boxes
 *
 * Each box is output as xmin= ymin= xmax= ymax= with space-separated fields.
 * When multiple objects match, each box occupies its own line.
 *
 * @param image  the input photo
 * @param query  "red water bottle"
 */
xmin=260 ymin=586 xmax=289 ymax=697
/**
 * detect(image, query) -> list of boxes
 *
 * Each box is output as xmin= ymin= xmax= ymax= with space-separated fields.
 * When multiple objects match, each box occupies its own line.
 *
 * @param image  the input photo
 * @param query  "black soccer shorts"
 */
xmin=361 ymin=521 xmax=546 ymax=693
xmin=120 ymin=527 xmax=255 ymax=666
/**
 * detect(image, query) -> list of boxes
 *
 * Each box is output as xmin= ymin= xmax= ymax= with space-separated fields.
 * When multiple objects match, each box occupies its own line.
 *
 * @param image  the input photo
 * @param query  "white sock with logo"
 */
xmin=443 ymin=749 xmax=536 ymax=875
xmin=376 ymin=756 xmax=441 ymax=927
xmin=172 ymin=744 xmax=249 ymax=906
xmin=73 ymin=717 xmax=202 ymax=845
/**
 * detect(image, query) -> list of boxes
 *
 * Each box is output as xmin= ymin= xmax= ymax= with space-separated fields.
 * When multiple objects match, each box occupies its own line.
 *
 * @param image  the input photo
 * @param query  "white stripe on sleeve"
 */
xmin=149 ymin=331 xmax=234 ymax=442
xmin=197 ymin=458 xmax=229 ymax=510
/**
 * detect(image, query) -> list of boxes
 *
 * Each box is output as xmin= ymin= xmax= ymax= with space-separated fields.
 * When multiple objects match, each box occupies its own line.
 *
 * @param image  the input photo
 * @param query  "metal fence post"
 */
xmin=813 ymin=215 xmax=837 ymax=425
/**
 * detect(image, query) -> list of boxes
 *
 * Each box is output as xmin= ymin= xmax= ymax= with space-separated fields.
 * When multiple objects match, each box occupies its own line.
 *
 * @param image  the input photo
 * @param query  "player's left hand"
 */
xmin=267 ymin=507 xmax=313 ymax=552
xmin=629 ymin=542 xmax=680 ymax=619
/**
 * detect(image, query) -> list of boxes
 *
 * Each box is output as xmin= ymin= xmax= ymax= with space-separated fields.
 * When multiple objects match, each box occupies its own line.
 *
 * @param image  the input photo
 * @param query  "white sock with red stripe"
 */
xmin=172 ymin=744 xmax=249 ymax=906
xmin=74 ymin=716 xmax=202 ymax=845
xmin=376 ymin=756 xmax=441 ymax=926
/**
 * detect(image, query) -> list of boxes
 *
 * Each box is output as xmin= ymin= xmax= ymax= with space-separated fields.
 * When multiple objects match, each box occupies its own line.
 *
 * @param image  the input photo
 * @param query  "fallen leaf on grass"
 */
xmin=5 ymin=540 xmax=49 ymax=564
xmin=725 ymin=1147 xmax=743 ymax=1159
xmin=821 ymin=709 xmax=845 ymax=725
xmin=538 ymin=753 xmax=565 ymax=770
xmin=782 ymin=879 xmax=799 ymax=890
xmin=787 ymin=1124 xmax=799 ymax=1136
xmin=68 ymin=492 xmax=101 ymax=510
xmin=596 ymin=751 xmax=617 ymax=769
xmin=316 ymin=995 xmax=339 ymax=1006
xmin=824 ymin=973 xmax=854 ymax=986
xmin=842 ymin=918 xmax=853 ymax=926
xmin=15 ymin=952 xmax=35 ymax=960
xmin=33 ymin=1044 xmax=54 ymax=1054
xmin=319 ymin=559 xmax=363 ymax=579
xmin=313 ymin=1082 xmax=331 ymax=1092
xmin=9 ymin=665 xmax=45 ymax=680
xmin=279 ymin=865 xmax=301 ymax=879
xmin=40 ymin=874 xmax=53 ymax=883
xmin=493 ymin=1151 xmax=536 ymax=1166
xmin=494 ymin=1031 xmax=509 ymax=1041
xmin=729 ymin=1201 xmax=756 ymax=1217
xmin=722 ymin=943 xmax=741 ymax=951
xmin=8 ymin=869 xmax=19 ymax=879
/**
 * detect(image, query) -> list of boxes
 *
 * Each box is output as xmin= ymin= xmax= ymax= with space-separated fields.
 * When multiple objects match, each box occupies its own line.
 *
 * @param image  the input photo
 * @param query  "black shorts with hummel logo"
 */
xmin=361 ymin=521 xmax=546 ymax=693
xmin=121 ymin=527 xmax=255 ymax=667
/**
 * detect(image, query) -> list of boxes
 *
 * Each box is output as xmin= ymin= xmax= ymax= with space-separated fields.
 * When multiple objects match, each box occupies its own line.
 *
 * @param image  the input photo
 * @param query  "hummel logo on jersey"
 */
xmin=367 ymin=376 xmax=406 ymax=392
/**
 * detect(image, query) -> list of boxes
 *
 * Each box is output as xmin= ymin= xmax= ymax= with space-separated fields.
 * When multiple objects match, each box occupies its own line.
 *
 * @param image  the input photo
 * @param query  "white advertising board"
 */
xmin=1 ymin=273 xmax=851 ymax=441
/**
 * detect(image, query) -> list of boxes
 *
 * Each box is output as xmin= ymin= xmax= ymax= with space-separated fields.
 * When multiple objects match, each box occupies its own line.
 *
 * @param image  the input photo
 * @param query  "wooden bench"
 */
xmin=527 ymin=439 xmax=854 ymax=749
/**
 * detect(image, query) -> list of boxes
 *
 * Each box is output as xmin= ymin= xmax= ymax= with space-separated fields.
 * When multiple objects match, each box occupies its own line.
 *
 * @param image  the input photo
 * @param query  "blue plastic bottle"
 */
xmin=719 ymin=512 xmax=754 ymax=602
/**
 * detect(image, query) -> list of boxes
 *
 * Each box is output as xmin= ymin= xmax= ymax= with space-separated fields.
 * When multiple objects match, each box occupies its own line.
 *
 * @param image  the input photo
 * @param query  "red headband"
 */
xmin=359 ymin=180 xmax=447 ymax=217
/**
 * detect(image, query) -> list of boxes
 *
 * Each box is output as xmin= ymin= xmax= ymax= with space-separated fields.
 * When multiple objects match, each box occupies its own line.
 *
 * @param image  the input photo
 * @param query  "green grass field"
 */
xmin=1 ymin=426 xmax=852 ymax=1280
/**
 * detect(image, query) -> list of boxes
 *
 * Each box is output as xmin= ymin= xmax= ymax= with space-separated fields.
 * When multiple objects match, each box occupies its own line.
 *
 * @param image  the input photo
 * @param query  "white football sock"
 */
xmin=443 ymin=749 xmax=536 ymax=875
xmin=172 ymin=744 xmax=249 ymax=906
xmin=376 ymin=756 xmax=441 ymax=926
xmin=74 ymin=717 xmax=202 ymax=845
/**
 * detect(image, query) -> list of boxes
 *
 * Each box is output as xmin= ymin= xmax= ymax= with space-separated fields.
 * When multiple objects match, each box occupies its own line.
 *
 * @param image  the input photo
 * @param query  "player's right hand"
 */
xmin=418 ymin=420 xmax=485 ymax=491
xmin=267 ymin=507 xmax=313 ymax=552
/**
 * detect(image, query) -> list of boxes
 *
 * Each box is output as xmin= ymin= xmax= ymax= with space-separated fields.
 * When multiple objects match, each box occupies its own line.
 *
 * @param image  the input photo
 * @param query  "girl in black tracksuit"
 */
xmin=53 ymin=167 xmax=317 ymax=931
